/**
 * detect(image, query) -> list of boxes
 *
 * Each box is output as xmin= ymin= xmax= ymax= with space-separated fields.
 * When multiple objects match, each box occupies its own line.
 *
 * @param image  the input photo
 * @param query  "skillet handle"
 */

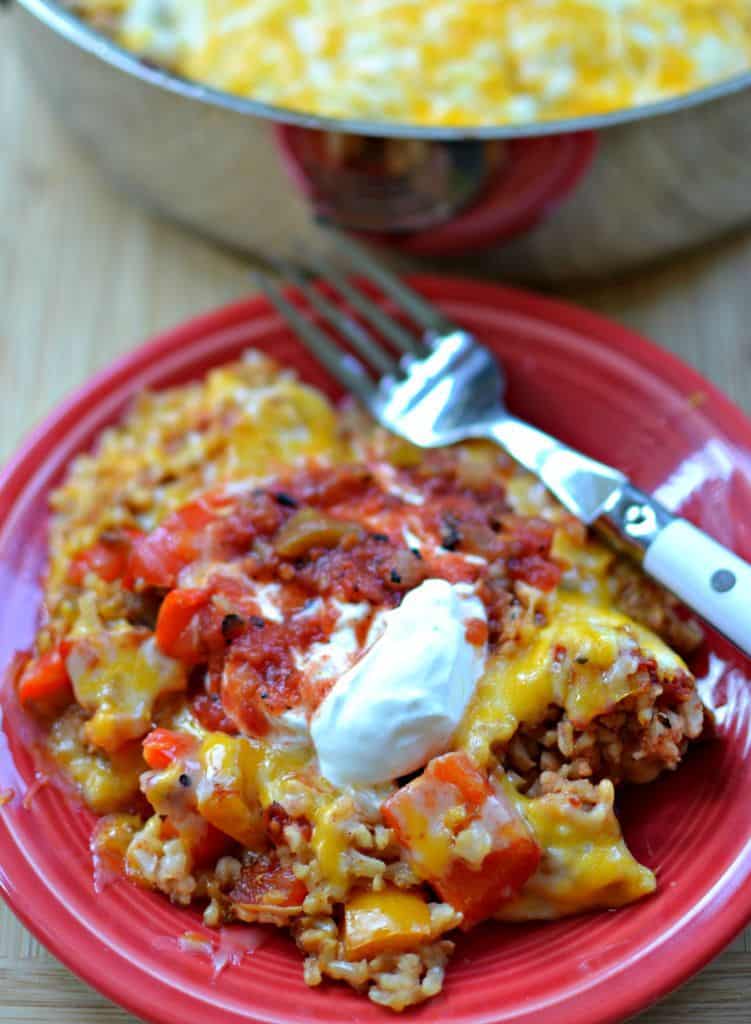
xmin=644 ymin=519 xmax=751 ymax=656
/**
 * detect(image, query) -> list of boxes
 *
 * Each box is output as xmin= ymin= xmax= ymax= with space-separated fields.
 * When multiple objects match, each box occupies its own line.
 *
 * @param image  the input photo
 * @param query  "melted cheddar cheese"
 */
xmin=456 ymin=593 xmax=689 ymax=767
xmin=312 ymin=800 xmax=351 ymax=889
xmin=345 ymin=887 xmax=432 ymax=959
xmin=498 ymin=776 xmax=656 ymax=920
xmin=48 ymin=706 xmax=146 ymax=813
xmin=67 ymin=632 xmax=187 ymax=753
xmin=207 ymin=374 xmax=343 ymax=480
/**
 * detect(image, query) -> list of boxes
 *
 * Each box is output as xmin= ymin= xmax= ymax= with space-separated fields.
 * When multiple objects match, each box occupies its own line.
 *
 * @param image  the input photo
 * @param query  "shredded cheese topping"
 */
xmin=76 ymin=0 xmax=751 ymax=124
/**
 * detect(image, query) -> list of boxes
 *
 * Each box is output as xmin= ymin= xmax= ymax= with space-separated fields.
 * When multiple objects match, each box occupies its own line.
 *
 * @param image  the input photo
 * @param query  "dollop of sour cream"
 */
xmin=311 ymin=578 xmax=487 ymax=787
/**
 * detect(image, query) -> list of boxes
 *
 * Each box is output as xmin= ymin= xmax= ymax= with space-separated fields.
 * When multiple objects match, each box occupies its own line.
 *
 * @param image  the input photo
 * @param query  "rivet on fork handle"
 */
xmin=596 ymin=484 xmax=673 ymax=560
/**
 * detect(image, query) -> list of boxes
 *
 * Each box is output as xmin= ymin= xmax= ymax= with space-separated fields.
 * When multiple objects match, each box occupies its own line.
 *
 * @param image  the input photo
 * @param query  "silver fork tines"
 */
xmin=252 ymin=270 xmax=376 ymax=404
xmin=254 ymin=230 xmax=633 ymax=530
xmin=324 ymin=232 xmax=451 ymax=340
xmin=273 ymin=261 xmax=400 ymax=377
xmin=254 ymin=230 xmax=751 ymax=660
xmin=314 ymin=251 xmax=426 ymax=359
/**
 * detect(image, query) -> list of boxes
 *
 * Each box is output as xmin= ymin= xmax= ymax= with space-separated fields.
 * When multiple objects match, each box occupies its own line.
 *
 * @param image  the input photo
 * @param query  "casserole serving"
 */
xmin=1 ymin=279 xmax=750 ymax=1024
xmin=16 ymin=348 xmax=707 ymax=1010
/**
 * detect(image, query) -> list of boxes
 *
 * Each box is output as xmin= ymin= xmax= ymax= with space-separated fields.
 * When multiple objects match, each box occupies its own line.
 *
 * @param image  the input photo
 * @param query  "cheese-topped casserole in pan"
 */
xmin=70 ymin=1 xmax=751 ymax=125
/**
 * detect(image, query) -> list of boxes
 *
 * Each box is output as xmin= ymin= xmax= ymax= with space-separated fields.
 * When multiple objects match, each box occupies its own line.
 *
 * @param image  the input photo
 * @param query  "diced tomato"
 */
xmin=142 ymin=728 xmax=196 ymax=770
xmin=508 ymin=554 xmax=561 ymax=591
xmin=157 ymin=573 xmax=299 ymax=668
xmin=464 ymin=618 xmax=489 ymax=648
xmin=220 ymin=670 xmax=271 ymax=738
xmin=191 ymin=693 xmax=239 ymax=734
xmin=68 ymin=529 xmax=143 ymax=585
xmin=220 ymin=623 xmax=302 ymax=737
xmin=382 ymin=752 xmax=540 ymax=928
xmin=191 ymin=822 xmax=234 ymax=867
xmin=437 ymin=836 xmax=540 ymax=929
xmin=291 ymin=465 xmax=374 ymax=510
xmin=155 ymin=588 xmax=213 ymax=663
xmin=502 ymin=515 xmax=556 ymax=554
xmin=18 ymin=645 xmax=73 ymax=710
xmin=229 ymin=853 xmax=307 ymax=909
xmin=126 ymin=490 xmax=286 ymax=590
xmin=502 ymin=515 xmax=561 ymax=592
xmin=424 ymin=551 xmax=482 ymax=586
xmin=160 ymin=819 xmax=180 ymax=841
xmin=127 ymin=495 xmax=225 ymax=589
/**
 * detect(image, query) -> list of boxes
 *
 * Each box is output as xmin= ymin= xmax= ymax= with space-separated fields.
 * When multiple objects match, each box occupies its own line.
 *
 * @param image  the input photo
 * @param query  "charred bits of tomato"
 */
xmin=502 ymin=515 xmax=562 ymax=591
xmin=133 ymin=462 xmax=562 ymax=737
xmin=191 ymin=693 xmax=239 ymax=734
xmin=229 ymin=852 xmax=307 ymax=911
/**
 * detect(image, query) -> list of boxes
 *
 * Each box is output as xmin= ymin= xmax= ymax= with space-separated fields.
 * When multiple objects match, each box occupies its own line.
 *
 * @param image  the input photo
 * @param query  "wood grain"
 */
xmin=1 ymin=14 xmax=749 ymax=1024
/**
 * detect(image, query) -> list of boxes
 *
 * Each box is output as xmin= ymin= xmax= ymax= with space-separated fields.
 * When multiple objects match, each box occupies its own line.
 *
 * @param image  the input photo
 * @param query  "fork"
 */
xmin=253 ymin=233 xmax=751 ymax=656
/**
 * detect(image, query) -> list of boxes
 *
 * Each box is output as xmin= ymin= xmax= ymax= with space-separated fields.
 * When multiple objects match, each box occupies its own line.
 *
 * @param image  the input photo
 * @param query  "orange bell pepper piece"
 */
xmin=154 ymin=588 xmax=211 ymax=662
xmin=142 ymin=728 xmax=196 ymax=770
xmin=383 ymin=751 xmax=540 ymax=928
xmin=344 ymin=886 xmax=432 ymax=959
xmin=18 ymin=646 xmax=73 ymax=709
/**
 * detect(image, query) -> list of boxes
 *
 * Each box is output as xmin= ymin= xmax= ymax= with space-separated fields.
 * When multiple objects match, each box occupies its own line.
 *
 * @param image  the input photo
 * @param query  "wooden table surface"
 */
xmin=2 ymin=16 xmax=750 ymax=1024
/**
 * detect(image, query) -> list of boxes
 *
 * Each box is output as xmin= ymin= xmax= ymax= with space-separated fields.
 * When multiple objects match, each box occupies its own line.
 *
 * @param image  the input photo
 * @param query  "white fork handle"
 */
xmin=598 ymin=487 xmax=751 ymax=655
xmin=644 ymin=519 xmax=751 ymax=654
xmin=487 ymin=416 xmax=751 ymax=653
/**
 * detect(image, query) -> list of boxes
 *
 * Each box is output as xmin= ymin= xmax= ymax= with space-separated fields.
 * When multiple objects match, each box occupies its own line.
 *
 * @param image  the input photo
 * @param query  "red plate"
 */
xmin=1 ymin=277 xmax=750 ymax=1024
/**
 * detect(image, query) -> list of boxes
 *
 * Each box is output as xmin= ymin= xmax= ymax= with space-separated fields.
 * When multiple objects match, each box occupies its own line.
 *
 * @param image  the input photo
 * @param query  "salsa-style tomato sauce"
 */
xmin=115 ymin=459 xmax=563 ymax=737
